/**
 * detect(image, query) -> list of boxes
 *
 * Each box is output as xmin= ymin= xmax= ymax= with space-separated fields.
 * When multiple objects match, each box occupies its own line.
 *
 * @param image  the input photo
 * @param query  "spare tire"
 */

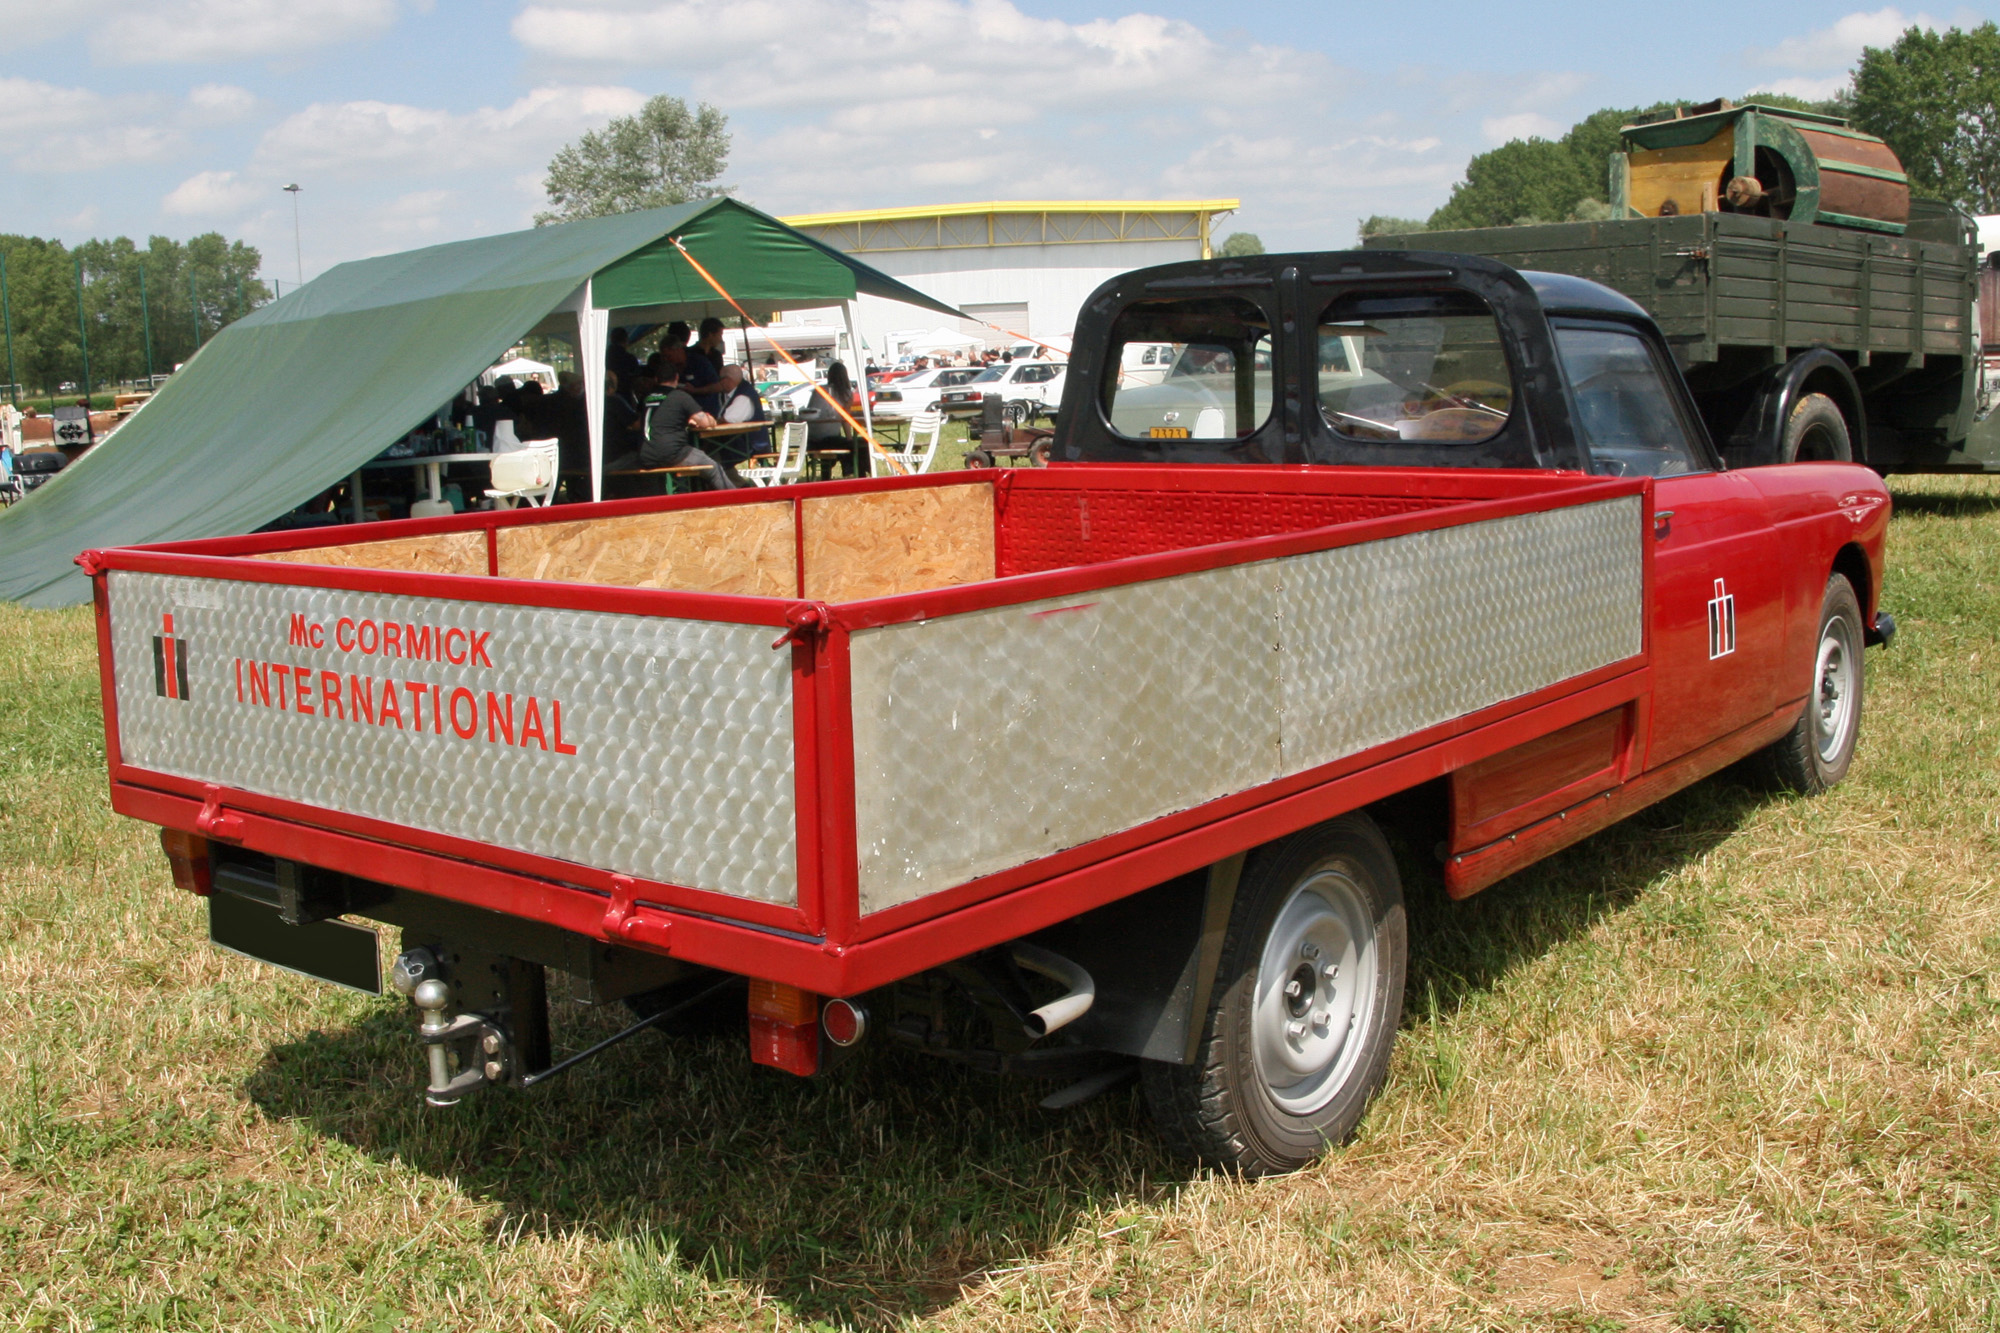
xmin=1781 ymin=392 xmax=1852 ymax=464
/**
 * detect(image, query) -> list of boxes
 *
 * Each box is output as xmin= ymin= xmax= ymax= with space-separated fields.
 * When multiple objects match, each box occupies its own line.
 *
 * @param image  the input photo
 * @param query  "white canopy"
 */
xmin=484 ymin=357 xmax=557 ymax=385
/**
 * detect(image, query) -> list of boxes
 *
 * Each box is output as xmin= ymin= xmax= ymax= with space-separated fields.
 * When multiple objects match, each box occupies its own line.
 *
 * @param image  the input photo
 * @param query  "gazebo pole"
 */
xmin=842 ymin=301 xmax=874 ymax=445
xmin=577 ymin=279 xmax=609 ymax=502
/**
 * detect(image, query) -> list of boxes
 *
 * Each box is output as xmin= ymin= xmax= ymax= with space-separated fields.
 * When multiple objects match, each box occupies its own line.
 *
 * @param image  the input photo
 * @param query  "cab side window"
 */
xmin=1555 ymin=325 xmax=1707 ymax=477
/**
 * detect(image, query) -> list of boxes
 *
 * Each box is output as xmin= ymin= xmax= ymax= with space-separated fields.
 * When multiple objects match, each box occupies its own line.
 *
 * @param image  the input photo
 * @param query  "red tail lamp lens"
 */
xmin=160 ymin=827 xmax=213 ymax=896
xmin=822 ymin=998 xmax=867 ymax=1047
xmin=748 ymin=979 xmax=820 ymax=1076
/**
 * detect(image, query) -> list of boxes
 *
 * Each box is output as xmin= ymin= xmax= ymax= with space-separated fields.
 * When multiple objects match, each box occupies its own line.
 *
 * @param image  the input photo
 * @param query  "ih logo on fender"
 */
xmin=1707 ymin=578 xmax=1737 ymax=660
xmin=153 ymin=613 xmax=190 ymax=700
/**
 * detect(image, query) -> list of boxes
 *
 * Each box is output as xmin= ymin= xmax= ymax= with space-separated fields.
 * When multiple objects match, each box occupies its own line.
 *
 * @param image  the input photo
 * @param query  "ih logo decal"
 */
xmin=1707 ymin=578 xmax=1737 ymax=660
xmin=153 ymin=613 xmax=190 ymax=700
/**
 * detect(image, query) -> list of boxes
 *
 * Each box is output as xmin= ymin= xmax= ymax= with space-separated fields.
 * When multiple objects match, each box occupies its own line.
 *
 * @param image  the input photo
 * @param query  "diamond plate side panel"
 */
xmin=1275 ymin=496 xmax=1644 ymax=773
xmin=851 ymin=494 xmax=1642 ymax=913
xmin=848 ymin=564 xmax=1281 ymax=914
xmin=108 ymin=572 xmax=796 ymax=905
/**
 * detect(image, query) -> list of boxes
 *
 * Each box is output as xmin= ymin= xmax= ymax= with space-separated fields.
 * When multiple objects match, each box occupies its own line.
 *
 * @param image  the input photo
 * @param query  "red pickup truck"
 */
xmin=84 ymin=249 xmax=1891 ymax=1177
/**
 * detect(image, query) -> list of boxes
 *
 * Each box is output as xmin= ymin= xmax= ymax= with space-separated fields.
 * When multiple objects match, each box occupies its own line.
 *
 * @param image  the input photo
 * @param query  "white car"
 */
xmin=869 ymin=367 xmax=984 ymax=420
xmin=937 ymin=360 xmax=1067 ymax=416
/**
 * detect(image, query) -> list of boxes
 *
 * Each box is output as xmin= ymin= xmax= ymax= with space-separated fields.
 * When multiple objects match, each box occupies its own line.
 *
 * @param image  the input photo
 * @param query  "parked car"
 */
xmin=937 ymin=360 xmax=1067 ymax=416
xmin=872 ymin=367 xmax=982 ymax=420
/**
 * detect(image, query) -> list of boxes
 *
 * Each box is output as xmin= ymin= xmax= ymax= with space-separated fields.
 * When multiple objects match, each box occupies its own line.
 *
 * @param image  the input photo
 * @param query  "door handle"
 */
xmin=1652 ymin=509 xmax=1675 ymax=537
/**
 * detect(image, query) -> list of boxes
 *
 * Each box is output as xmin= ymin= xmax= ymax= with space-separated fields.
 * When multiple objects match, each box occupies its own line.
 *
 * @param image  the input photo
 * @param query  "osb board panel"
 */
xmin=249 ymin=531 xmax=487 ymax=576
xmin=495 ymin=503 xmax=795 ymax=595
xmin=802 ymin=485 xmax=995 ymax=603
xmin=1628 ymin=125 xmax=1730 ymax=219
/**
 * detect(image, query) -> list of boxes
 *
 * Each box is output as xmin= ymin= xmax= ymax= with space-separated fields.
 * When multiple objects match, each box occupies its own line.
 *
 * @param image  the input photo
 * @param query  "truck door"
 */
xmin=1553 ymin=322 xmax=1783 ymax=768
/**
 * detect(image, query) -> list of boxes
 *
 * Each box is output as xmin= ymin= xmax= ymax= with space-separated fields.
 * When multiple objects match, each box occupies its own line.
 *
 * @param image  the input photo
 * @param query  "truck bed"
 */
xmin=89 ymin=467 xmax=1649 ymax=992
xmin=1366 ymin=211 xmax=1974 ymax=367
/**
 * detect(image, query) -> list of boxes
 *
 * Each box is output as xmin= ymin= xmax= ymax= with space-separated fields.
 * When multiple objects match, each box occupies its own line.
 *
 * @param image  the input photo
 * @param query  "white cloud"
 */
xmin=163 ymin=169 xmax=266 ymax=215
xmin=1746 ymin=7 xmax=1939 ymax=72
xmin=0 ymin=0 xmax=403 ymax=64
xmin=252 ymin=85 xmax=647 ymax=179
xmin=0 ymin=78 xmax=187 ymax=171
xmin=1480 ymin=112 xmax=1564 ymax=144
xmin=187 ymin=84 xmax=259 ymax=123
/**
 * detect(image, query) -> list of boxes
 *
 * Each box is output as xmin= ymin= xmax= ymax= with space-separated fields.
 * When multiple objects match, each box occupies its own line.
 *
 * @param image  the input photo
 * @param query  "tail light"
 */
xmin=822 ymin=997 xmax=867 ymax=1046
xmin=748 ymin=978 xmax=820 ymax=1075
xmin=160 ymin=827 xmax=213 ymax=896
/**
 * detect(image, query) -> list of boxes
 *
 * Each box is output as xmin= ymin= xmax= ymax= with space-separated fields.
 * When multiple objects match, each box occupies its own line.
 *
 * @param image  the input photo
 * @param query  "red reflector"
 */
xmin=160 ymin=827 xmax=213 ymax=896
xmin=749 ymin=1013 xmax=820 ymax=1076
xmin=822 ymin=997 xmax=866 ymax=1046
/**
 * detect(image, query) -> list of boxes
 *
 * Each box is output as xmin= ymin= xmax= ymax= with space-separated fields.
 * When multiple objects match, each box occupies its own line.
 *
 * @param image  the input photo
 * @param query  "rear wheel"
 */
xmin=1781 ymin=392 xmax=1852 ymax=464
xmin=1759 ymin=574 xmax=1864 ymax=793
xmin=1142 ymin=814 xmax=1406 ymax=1176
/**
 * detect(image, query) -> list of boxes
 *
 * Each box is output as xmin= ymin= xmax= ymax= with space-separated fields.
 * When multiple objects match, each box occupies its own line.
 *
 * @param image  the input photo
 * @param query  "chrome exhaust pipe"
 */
xmin=1010 ymin=943 xmax=1095 ymax=1037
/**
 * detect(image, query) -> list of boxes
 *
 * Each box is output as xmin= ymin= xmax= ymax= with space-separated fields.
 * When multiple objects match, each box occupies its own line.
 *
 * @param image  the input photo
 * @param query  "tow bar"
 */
xmin=391 ymin=947 xmax=735 ymax=1106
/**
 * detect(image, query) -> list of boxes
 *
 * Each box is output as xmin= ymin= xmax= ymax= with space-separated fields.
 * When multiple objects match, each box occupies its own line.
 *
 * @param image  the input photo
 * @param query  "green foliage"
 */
xmin=1218 ymin=231 xmax=1264 ymax=257
xmin=1357 ymin=215 xmax=1428 ymax=240
xmin=536 ymin=95 xmax=731 ymax=225
xmin=1852 ymin=22 xmax=2000 ymax=213
xmin=0 ymin=232 xmax=266 ymax=397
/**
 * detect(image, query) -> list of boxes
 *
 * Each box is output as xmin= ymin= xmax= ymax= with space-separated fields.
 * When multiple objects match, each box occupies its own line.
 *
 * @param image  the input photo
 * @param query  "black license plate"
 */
xmin=209 ymin=891 xmax=382 ymax=994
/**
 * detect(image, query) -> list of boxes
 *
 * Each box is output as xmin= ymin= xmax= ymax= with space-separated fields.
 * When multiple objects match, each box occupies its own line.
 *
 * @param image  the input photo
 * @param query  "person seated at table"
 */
xmin=682 ymin=317 xmax=733 ymax=414
xmin=603 ymin=362 xmax=740 ymax=491
xmin=606 ymin=327 xmax=642 ymax=388
xmin=715 ymin=364 xmax=771 ymax=460
xmin=803 ymin=361 xmax=868 ymax=478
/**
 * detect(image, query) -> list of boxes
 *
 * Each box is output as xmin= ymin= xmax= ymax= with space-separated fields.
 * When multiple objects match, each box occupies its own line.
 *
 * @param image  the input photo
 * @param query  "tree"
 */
xmin=1357 ymin=216 xmax=1428 ymax=241
xmin=1852 ymin=22 xmax=2000 ymax=214
xmin=536 ymin=95 xmax=731 ymax=225
xmin=0 ymin=231 xmax=266 ymax=400
xmin=1218 ymin=231 xmax=1264 ymax=257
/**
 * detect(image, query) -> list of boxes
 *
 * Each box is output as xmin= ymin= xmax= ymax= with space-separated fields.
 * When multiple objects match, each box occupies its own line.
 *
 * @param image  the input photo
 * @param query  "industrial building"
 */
xmin=776 ymin=199 xmax=1238 ymax=363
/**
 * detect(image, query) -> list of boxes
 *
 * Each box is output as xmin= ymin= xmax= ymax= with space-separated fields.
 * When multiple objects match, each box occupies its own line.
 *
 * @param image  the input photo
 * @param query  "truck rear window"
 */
xmin=1317 ymin=291 xmax=1513 ymax=447
xmin=1100 ymin=297 xmax=1274 ymax=443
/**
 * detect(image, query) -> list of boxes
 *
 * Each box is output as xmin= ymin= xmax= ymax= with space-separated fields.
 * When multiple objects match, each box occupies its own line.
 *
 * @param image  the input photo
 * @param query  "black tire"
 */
xmin=1758 ymin=574 xmax=1864 ymax=794
xmin=1781 ymin=392 xmax=1852 ymax=464
xmin=1142 ymin=813 xmax=1407 ymax=1176
xmin=962 ymin=448 xmax=995 ymax=469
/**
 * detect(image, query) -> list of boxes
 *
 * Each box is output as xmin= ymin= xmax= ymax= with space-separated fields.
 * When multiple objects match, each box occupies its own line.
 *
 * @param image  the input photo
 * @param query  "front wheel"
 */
xmin=1759 ymin=573 xmax=1864 ymax=793
xmin=1142 ymin=813 xmax=1407 ymax=1176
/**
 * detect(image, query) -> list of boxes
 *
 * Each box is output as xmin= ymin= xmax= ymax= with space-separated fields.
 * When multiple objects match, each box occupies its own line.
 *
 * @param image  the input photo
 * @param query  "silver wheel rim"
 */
xmin=1251 ymin=867 xmax=1379 ymax=1116
xmin=1813 ymin=612 xmax=1859 ymax=763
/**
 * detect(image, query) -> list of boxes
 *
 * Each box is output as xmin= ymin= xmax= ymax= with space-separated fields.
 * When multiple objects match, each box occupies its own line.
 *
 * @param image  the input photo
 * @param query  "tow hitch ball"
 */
xmin=391 ymin=948 xmax=512 ymax=1107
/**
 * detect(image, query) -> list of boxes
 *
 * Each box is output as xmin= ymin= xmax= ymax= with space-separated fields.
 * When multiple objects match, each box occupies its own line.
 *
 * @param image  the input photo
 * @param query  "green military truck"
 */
xmin=1366 ymin=100 xmax=1999 ymax=472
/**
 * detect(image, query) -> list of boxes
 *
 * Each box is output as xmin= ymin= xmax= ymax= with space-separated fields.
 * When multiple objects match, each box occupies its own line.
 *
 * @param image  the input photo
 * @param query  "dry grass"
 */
xmin=3 ymin=475 xmax=1998 ymax=1331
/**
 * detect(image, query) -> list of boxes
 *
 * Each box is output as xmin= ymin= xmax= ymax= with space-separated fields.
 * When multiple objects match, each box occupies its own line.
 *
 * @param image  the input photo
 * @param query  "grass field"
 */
xmin=2 ymin=477 xmax=1997 ymax=1332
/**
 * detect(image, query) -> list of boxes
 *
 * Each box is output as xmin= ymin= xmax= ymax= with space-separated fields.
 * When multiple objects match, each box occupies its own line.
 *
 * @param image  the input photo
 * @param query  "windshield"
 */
xmin=1100 ymin=296 xmax=1274 ymax=442
xmin=1316 ymin=291 xmax=1513 ymax=445
xmin=971 ymin=367 xmax=1006 ymax=383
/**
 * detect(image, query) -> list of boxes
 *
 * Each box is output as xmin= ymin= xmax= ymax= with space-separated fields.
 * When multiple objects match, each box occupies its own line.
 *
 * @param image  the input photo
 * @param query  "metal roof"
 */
xmin=780 ymin=199 xmax=1238 ymax=228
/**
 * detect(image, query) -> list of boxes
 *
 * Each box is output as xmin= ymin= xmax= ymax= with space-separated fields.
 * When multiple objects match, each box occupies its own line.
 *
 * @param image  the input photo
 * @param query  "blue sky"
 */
xmin=3 ymin=0 xmax=1991 ymax=284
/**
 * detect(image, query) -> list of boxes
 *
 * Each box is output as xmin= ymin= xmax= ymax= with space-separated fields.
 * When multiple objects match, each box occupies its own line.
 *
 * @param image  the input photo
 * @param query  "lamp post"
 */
xmin=283 ymin=184 xmax=303 ymax=287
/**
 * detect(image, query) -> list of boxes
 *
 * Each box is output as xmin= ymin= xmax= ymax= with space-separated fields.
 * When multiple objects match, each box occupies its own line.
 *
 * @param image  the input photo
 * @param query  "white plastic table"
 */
xmin=350 ymin=452 xmax=504 ymax=522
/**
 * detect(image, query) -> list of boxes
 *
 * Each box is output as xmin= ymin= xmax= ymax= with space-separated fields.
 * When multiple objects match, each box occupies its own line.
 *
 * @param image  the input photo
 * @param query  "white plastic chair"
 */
xmin=885 ymin=410 xmax=945 ymax=476
xmin=741 ymin=421 xmax=808 ymax=487
xmin=485 ymin=440 xmax=560 ymax=508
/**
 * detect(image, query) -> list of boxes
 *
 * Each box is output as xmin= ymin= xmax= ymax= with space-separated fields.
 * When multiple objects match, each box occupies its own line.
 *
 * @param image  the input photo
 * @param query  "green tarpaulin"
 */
xmin=0 ymin=198 xmax=959 ymax=607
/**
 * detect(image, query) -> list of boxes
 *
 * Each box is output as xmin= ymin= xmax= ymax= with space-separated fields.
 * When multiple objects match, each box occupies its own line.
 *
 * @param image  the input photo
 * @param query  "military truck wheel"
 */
xmin=1781 ymin=392 xmax=1852 ymax=464
xmin=1142 ymin=813 xmax=1406 ymax=1177
xmin=1759 ymin=574 xmax=1864 ymax=794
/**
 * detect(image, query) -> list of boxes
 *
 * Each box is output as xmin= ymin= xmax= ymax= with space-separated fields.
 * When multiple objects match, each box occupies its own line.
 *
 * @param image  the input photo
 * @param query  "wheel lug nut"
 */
xmin=1284 ymin=980 xmax=1302 ymax=1000
xmin=1312 ymin=1010 xmax=1327 ymax=1026
xmin=1300 ymin=942 xmax=1319 ymax=960
xmin=1286 ymin=1019 xmax=1306 ymax=1038
xmin=1322 ymin=963 xmax=1339 ymax=981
